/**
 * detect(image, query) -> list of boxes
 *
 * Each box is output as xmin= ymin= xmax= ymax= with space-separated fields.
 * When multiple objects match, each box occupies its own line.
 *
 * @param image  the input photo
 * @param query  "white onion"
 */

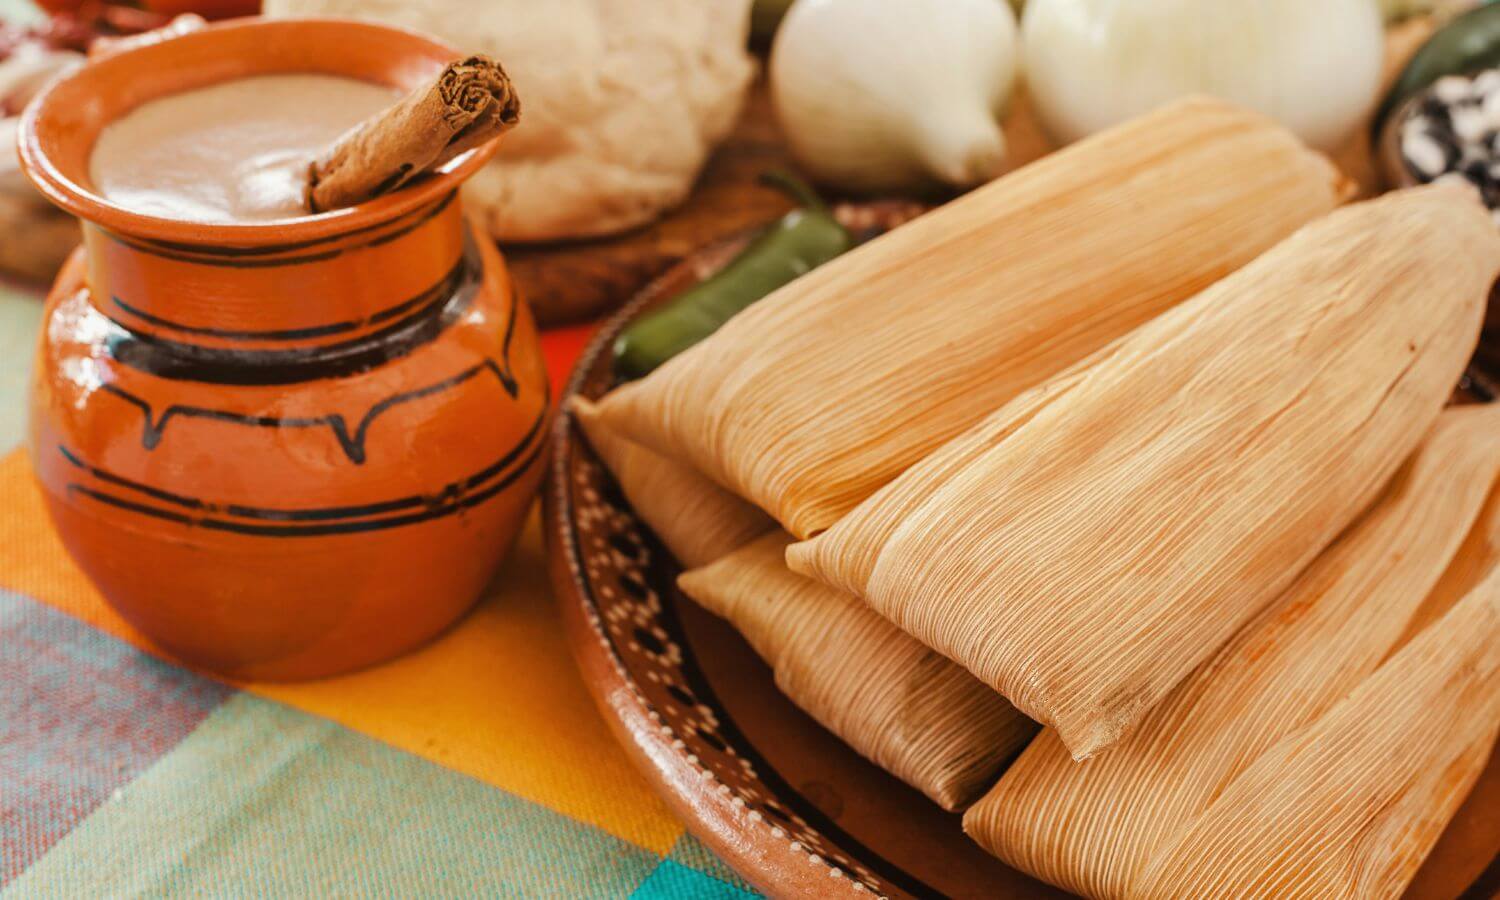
xmin=1022 ymin=0 xmax=1384 ymax=151
xmin=770 ymin=0 xmax=1019 ymax=195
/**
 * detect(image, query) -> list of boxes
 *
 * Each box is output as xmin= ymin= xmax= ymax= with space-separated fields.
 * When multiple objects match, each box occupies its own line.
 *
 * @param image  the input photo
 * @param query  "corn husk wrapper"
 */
xmin=678 ymin=532 xmax=1037 ymax=811
xmin=1393 ymin=427 xmax=1500 ymax=649
xmin=964 ymin=405 xmax=1500 ymax=900
xmin=596 ymin=97 xmax=1344 ymax=539
xmin=1135 ymin=567 xmax=1500 ymax=899
xmin=790 ymin=185 xmax=1499 ymax=758
xmin=570 ymin=398 xmax=772 ymax=568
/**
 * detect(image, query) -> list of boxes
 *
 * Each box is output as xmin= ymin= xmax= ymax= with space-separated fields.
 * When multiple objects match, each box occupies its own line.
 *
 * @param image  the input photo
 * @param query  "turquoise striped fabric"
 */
xmin=4 ymin=685 xmax=754 ymax=898
xmin=632 ymin=861 xmax=759 ymax=900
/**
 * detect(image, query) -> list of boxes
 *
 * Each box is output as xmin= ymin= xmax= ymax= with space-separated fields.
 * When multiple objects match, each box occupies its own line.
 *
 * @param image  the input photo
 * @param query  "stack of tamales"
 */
xmin=578 ymin=391 xmax=1038 ymax=809
xmin=585 ymin=95 xmax=1344 ymax=805
xmin=576 ymin=92 xmax=1500 ymax=897
xmin=595 ymin=97 xmax=1345 ymax=538
xmin=966 ymin=405 xmax=1500 ymax=898
xmin=679 ymin=533 xmax=1038 ymax=811
xmin=791 ymin=184 xmax=1492 ymax=758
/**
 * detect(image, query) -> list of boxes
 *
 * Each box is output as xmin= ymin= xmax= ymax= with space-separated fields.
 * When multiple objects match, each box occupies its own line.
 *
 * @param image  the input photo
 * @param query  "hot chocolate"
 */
xmin=89 ymin=74 xmax=398 ymax=222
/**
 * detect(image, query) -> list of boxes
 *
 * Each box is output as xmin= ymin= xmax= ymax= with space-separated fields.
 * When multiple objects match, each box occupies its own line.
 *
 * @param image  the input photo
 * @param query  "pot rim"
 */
xmin=17 ymin=16 xmax=499 ymax=248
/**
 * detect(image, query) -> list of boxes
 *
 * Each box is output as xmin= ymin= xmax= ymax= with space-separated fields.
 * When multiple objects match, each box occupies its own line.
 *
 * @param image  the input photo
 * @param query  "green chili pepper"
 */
xmin=1374 ymin=2 xmax=1500 ymax=140
xmin=612 ymin=171 xmax=852 ymax=380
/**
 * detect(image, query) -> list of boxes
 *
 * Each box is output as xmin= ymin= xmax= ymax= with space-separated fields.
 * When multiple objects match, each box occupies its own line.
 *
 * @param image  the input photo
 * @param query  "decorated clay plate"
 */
xmin=543 ymin=210 xmax=1500 ymax=899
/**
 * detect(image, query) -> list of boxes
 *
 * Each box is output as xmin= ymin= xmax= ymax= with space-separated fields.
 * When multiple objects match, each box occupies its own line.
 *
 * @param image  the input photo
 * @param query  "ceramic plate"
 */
xmin=543 ymin=219 xmax=1500 ymax=899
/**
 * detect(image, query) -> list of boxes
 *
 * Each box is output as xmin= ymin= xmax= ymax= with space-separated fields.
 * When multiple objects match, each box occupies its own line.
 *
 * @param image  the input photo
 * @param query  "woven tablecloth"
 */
xmin=0 ymin=261 xmax=758 ymax=897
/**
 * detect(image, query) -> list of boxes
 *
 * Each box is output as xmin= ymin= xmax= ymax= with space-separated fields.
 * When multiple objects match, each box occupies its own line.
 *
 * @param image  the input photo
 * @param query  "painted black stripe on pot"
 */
xmin=105 ymin=238 xmax=515 ymax=388
xmin=111 ymin=257 xmax=461 ymax=343
xmin=56 ymin=395 xmax=547 ymax=521
xmin=102 ymin=191 xmax=456 ymax=267
xmin=100 ymin=355 xmax=520 ymax=464
xmin=66 ymin=437 xmax=545 ymax=538
xmin=105 ymin=260 xmax=469 ymax=384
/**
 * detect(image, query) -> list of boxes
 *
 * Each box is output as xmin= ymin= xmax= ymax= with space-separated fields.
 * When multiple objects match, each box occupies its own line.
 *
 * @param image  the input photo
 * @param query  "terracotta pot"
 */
xmin=19 ymin=18 xmax=550 ymax=681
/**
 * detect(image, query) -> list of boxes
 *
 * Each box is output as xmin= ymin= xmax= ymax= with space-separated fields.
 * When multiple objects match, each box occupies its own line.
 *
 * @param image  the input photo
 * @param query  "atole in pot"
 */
xmin=18 ymin=19 xmax=549 ymax=680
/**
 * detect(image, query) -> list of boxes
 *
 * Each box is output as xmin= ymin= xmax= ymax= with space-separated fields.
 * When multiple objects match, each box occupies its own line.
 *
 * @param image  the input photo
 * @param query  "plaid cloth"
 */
xmin=0 ymin=266 xmax=756 ymax=897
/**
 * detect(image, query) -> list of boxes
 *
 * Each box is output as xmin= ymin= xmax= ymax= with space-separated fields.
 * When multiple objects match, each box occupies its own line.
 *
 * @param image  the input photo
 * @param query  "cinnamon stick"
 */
xmin=306 ymin=54 xmax=519 ymax=213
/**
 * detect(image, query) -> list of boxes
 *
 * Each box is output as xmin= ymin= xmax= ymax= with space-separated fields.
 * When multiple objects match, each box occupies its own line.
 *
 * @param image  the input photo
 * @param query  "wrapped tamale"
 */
xmin=596 ymin=97 xmax=1344 ymax=539
xmin=1134 ymin=566 xmax=1499 ymax=899
xmin=678 ymin=533 xmax=1037 ymax=811
xmin=963 ymin=405 xmax=1500 ymax=900
xmin=570 ymin=397 xmax=771 ymax=568
xmin=1394 ymin=429 xmax=1500 ymax=648
xmin=790 ymin=185 xmax=1499 ymax=758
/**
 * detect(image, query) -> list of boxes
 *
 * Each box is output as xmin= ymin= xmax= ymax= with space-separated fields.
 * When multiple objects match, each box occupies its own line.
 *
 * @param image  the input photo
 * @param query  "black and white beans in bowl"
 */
xmin=1396 ymin=69 xmax=1500 ymax=223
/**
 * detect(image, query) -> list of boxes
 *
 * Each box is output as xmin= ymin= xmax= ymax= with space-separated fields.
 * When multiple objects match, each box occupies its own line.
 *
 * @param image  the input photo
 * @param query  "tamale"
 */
xmin=1392 ymin=436 xmax=1500 ymax=650
xmin=788 ymin=362 xmax=1096 ymax=598
xmin=570 ymin=397 xmax=772 ymax=568
xmin=963 ymin=405 xmax=1500 ymax=900
xmin=790 ymin=185 xmax=1499 ymax=758
xmin=678 ymin=532 xmax=1037 ymax=811
xmin=1133 ymin=566 xmax=1500 ymax=899
xmin=596 ymin=97 xmax=1344 ymax=539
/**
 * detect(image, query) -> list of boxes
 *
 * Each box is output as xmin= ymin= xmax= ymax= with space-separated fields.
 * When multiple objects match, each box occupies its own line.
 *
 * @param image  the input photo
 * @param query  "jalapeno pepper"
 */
xmin=612 ymin=171 xmax=852 ymax=380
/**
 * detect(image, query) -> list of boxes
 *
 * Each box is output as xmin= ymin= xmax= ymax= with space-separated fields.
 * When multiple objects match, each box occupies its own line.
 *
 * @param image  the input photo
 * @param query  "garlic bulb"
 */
xmin=770 ymin=0 xmax=1019 ymax=194
xmin=1023 ymin=0 xmax=1385 ymax=151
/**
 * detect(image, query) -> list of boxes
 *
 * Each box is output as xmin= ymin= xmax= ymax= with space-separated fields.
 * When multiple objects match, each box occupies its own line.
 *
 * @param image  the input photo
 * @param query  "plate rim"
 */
xmin=541 ymin=261 xmax=879 ymax=898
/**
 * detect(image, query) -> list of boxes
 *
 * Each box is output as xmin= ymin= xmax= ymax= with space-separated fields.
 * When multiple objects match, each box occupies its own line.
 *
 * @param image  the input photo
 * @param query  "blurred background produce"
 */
xmin=260 ymin=0 xmax=763 ymax=326
xmin=769 ymin=0 xmax=1017 ymax=195
xmin=1021 ymin=0 xmax=1385 ymax=150
xmin=0 ymin=0 xmax=1494 ymax=338
xmin=265 ymin=0 xmax=756 ymax=245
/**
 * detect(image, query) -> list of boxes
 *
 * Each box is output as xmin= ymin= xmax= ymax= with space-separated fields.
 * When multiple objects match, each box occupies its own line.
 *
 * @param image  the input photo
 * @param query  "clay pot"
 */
xmin=19 ymin=18 xmax=550 ymax=681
